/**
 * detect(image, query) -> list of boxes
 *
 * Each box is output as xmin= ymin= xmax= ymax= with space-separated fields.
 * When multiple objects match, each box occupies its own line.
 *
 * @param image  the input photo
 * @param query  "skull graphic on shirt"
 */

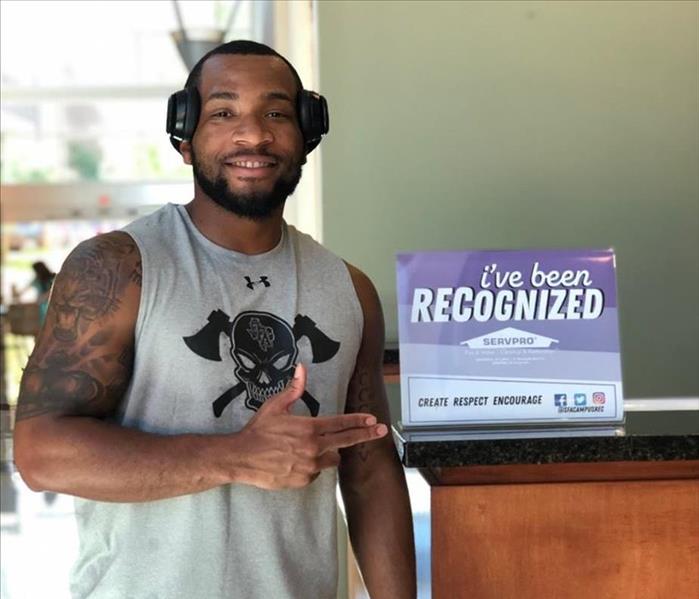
xmin=230 ymin=312 xmax=298 ymax=412
xmin=183 ymin=309 xmax=341 ymax=417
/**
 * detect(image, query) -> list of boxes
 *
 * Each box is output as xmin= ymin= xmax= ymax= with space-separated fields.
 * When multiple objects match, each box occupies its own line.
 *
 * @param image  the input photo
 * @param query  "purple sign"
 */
xmin=396 ymin=249 xmax=624 ymax=428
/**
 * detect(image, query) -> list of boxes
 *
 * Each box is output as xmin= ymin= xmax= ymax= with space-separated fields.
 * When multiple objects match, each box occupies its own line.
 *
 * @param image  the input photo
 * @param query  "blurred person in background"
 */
xmin=11 ymin=261 xmax=56 ymax=328
xmin=12 ymin=40 xmax=416 ymax=599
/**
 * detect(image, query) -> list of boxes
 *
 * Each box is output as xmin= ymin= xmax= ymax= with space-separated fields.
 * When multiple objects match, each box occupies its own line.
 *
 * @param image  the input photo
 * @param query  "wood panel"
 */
xmin=382 ymin=363 xmax=400 ymax=384
xmin=432 ymin=479 xmax=699 ymax=599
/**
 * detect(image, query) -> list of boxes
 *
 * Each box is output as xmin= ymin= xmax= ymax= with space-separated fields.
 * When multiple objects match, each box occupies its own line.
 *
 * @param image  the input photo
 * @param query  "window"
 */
xmin=1 ymin=1 xmax=266 ymax=184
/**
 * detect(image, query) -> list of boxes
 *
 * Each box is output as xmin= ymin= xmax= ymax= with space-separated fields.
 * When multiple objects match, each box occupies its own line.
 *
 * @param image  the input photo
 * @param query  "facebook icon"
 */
xmin=554 ymin=394 xmax=567 ymax=407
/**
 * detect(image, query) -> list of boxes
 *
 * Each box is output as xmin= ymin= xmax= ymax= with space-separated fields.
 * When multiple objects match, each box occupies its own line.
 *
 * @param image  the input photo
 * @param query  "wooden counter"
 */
xmin=396 ymin=430 xmax=699 ymax=599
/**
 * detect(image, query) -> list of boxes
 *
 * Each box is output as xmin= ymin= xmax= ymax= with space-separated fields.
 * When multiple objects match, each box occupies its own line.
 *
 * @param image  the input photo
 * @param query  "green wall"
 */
xmin=318 ymin=0 xmax=699 ymax=399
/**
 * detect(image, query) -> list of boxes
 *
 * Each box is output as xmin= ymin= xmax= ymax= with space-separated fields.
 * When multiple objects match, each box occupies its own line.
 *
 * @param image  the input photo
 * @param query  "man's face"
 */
xmin=181 ymin=54 xmax=305 ymax=220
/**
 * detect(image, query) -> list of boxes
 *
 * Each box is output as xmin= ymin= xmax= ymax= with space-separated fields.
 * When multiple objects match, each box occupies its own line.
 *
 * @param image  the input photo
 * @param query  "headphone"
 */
xmin=166 ymin=86 xmax=329 ymax=154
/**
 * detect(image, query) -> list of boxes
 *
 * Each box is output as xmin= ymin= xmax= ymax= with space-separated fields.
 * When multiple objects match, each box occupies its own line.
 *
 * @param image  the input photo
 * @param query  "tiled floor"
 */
xmin=1 ymin=467 xmax=79 ymax=599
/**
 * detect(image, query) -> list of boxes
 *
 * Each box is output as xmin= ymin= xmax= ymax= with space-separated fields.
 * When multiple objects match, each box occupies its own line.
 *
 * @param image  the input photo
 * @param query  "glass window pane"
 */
xmin=2 ymin=99 xmax=191 ymax=183
xmin=0 ymin=0 xmax=262 ymax=184
xmin=1 ymin=1 xmax=257 ymax=88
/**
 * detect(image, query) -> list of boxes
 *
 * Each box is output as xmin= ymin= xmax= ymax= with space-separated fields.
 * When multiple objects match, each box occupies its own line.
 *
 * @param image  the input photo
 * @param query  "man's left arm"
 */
xmin=339 ymin=264 xmax=416 ymax=599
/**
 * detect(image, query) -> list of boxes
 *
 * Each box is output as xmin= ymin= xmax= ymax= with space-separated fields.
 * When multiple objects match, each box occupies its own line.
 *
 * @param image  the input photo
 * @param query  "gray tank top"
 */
xmin=70 ymin=203 xmax=363 ymax=599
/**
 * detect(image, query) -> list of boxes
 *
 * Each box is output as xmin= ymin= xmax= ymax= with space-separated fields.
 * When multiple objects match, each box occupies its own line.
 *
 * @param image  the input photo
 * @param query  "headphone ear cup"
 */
xmin=183 ymin=88 xmax=201 ymax=142
xmin=166 ymin=90 xmax=188 ymax=140
xmin=298 ymin=90 xmax=329 ymax=153
xmin=166 ymin=88 xmax=201 ymax=152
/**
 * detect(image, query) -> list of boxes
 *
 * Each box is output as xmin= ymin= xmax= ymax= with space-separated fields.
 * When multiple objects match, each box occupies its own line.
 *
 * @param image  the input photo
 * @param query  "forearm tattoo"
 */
xmin=16 ymin=234 xmax=138 ymax=423
xmin=346 ymin=366 xmax=373 ymax=462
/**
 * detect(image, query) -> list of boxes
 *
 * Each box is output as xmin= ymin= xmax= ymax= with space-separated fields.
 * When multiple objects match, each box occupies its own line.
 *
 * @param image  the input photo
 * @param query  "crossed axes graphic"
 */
xmin=183 ymin=310 xmax=340 ymax=417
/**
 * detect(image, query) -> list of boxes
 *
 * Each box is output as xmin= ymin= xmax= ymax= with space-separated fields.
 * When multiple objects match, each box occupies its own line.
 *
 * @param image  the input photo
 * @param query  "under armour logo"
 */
xmin=244 ymin=276 xmax=271 ymax=290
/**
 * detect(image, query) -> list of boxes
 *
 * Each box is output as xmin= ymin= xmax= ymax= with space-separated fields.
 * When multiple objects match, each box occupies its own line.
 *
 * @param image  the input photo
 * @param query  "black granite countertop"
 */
xmin=396 ymin=431 xmax=699 ymax=468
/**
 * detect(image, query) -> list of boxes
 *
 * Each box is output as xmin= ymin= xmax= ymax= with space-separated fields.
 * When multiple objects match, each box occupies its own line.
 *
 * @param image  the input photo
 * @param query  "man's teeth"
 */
xmin=230 ymin=160 xmax=274 ymax=168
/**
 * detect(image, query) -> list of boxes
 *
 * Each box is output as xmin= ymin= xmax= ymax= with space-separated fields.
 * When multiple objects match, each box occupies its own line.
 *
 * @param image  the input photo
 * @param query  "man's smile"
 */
xmin=223 ymin=155 xmax=280 ymax=179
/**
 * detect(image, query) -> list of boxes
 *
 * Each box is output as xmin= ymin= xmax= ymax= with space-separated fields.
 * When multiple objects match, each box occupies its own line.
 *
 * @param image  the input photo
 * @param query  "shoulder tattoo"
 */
xmin=50 ymin=234 xmax=138 ymax=343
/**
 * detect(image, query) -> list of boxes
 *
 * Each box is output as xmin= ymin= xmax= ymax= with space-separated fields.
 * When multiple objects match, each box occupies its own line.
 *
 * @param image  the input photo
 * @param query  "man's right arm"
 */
xmin=13 ymin=232 xmax=385 ymax=502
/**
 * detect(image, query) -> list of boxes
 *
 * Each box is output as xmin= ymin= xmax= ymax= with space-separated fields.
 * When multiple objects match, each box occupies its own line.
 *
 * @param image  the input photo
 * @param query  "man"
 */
xmin=13 ymin=40 xmax=416 ymax=599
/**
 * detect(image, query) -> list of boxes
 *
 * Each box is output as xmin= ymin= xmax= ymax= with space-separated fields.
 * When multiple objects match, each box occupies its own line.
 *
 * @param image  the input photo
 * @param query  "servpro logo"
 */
xmin=460 ymin=327 xmax=559 ymax=349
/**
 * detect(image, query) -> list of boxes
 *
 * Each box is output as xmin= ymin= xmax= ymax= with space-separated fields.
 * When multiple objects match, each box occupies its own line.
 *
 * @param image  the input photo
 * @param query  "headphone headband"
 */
xmin=166 ymin=87 xmax=329 ymax=154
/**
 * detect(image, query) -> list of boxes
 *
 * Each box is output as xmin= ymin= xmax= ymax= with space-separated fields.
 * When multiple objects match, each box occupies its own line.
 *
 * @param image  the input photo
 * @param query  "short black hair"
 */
xmin=184 ymin=40 xmax=304 ymax=94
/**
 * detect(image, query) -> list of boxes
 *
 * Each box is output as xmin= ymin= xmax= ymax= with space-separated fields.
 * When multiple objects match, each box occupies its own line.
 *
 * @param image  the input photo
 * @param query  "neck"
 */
xmin=186 ymin=195 xmax=285 ymax=254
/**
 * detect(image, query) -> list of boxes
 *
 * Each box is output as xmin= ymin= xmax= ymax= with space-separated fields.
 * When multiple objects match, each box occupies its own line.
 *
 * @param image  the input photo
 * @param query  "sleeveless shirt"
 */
xmin=70 ymin=203 xmax=363 ymax=599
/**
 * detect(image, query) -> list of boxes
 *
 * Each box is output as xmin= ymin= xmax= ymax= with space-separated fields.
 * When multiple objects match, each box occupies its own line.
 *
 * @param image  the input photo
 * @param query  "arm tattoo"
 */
xmin=346 ymin=366 xmax=373 ymax=463
xmin=16 ymin=339 xmax=132 ymax=422
xmin=17 ymin=365 xmax=105 ymax=421
xmin=15 ymin=234 xmax=137 ymax=423
xmin=107 ymin=347 xmax=134 ymax=397
xmin=51 ymin=235 xmax=137 ymax=342
xmin=130 ymin=260 xmax=143 ymax=287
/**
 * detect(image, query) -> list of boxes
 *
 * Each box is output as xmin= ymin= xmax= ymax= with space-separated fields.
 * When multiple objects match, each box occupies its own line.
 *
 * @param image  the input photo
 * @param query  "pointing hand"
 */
xmin=227 ymin=364 xmax=387 ymax=490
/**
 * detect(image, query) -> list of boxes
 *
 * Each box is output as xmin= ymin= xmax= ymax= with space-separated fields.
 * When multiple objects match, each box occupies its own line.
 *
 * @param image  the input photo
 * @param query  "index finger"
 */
xmin=312 ymin=412 xmax=378 ymax=435
xmin=318 ymin=422 xmax=388 ymax=453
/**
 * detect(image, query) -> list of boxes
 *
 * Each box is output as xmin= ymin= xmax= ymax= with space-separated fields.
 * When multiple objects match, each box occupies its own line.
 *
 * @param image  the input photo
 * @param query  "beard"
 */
xmin=191 ymin=147 xmax=303 ymax=221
